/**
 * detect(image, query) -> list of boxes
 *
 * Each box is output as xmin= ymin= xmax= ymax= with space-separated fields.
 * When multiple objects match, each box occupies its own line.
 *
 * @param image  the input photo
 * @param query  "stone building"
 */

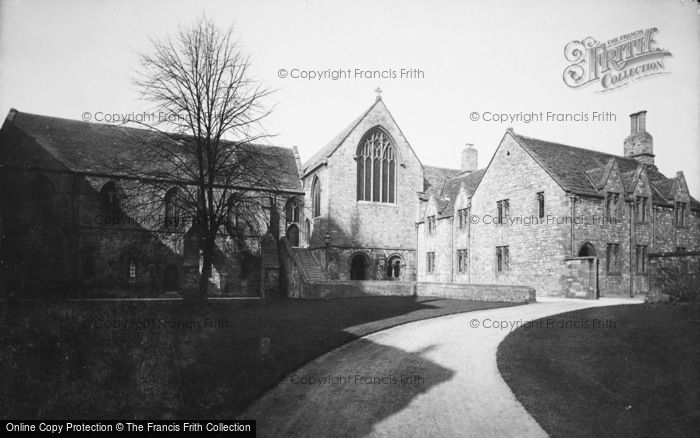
xmin=0 ymin=109 xmax=301 ymax=297
xmin=1 ymin=98 xmax=698 ymax=299
xmin=416 ymin=111 xmax=700 ymax=297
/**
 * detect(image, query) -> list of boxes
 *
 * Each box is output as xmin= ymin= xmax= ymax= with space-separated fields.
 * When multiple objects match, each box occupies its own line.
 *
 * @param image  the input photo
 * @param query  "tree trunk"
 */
xmin=197 ymin=235 xmax=215 ymax=304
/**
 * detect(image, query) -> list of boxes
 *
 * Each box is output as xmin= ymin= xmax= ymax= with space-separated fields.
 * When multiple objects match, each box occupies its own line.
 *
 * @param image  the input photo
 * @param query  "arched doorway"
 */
xmin=386 ymin=255 xmax=402 ymax=280
xmin=286 ymin=224 xmax=300 ymax=247
xmin=163 ymin=264 xmax=179 ymax=292
xmin=350 ymin=253 xmax=368 ymax=280
xmin=578 ymin=242 xmax=597 ymax=257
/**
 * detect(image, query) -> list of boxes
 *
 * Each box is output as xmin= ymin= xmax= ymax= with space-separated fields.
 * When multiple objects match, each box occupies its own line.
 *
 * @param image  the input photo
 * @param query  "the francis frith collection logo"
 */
xmin=563 ymin=28 xmax=672 ymax=92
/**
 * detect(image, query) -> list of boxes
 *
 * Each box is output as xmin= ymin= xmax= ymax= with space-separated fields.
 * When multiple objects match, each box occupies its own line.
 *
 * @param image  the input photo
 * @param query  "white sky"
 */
xmin=1 ymin=0 xmax=698 ymax=193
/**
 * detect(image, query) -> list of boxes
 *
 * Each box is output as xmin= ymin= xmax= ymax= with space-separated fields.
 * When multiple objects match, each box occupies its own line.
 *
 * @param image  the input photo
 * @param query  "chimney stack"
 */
xmin=624 ymin=110 xmax=654 ymax=166
xmin=461 ymin=143 xmax=478 ymax=173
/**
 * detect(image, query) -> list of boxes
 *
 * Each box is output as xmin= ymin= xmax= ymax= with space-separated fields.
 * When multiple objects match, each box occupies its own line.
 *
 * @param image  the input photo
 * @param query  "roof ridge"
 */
xmin=513 ymin=132 xmax=634 ymax=163
xmin=9 ymin=110 xmax=293 ymax=151
xmin=301 ymin=99 xmax=381 ymax=173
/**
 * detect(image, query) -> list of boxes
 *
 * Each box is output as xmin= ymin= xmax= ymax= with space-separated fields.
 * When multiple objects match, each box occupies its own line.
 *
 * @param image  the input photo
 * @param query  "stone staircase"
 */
xmin=293 ymin=248 xmax=328 ymax=282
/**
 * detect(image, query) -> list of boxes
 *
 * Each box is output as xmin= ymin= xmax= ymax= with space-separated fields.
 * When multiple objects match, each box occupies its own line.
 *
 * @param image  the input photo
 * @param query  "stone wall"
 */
xmin=648 ymin=251 xmax=700 ymax=302
xmin=562 ymin=257 xmax=597 ymax=298
xmin=301 ymin=100 xmax=423 ymax=281
xmin=299 ymin=280 xmax=535 ymax=303
xmin=469 ymin=133 xmax=571 ymax=296
xmin=0 ymin=165 xmax=279 ymax=297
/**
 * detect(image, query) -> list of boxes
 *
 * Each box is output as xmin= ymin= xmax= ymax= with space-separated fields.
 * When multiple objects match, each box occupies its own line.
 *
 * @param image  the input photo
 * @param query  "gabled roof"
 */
xmin=423 ymin=165 xmax=462 ymax=199
xmin=439 ymin=169 xmax=486 ymax=217
xmin=302 ymin=100 xmax=380 ymax=175
xmin=421 ymin=167 xmax=485 ymax=219
xmin=0 ymin=110 xmax=303 ymax=192
xmin=510 ymin=131 xmax=698 ymax=209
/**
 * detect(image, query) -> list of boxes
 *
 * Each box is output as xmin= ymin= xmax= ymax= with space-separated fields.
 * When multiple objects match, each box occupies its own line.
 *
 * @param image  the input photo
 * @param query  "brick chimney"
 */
xmin=461 ymin=143 xmax=478 ymax=173
xmin=624 ymin=110 xmax=654 ymax=166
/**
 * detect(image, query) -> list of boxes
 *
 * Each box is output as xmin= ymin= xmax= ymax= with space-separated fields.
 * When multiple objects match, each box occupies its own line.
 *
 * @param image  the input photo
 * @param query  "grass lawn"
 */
xmin=497 ymin=303 xmax=700 ymax=438
xmin=1 ymin=296 xmax=517 ymax=419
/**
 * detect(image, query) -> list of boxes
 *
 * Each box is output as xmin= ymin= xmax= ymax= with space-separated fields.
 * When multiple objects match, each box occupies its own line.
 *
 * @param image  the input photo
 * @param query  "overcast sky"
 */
xmin=1 ymin=0 xmax=698 ymax=193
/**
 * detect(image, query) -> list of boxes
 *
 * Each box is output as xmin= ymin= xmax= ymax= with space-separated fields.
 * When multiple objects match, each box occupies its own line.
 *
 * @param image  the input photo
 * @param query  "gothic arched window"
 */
xmin=164 ymin=187 xmax=184 ymax=229
xmin=100 ymin=181 xmax=124 ymax=217
xmin=357 ymin=128 xmax=396 ymax=203
xmin=285 ymin=197 xmax=300 ymax=224
xmin=312 ymin=177 xmax=321 ymax=217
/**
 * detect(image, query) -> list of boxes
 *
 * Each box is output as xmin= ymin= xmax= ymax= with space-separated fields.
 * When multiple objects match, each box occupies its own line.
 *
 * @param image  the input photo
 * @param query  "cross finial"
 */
xmin=374 ymin=87 xmax=383 ymax=101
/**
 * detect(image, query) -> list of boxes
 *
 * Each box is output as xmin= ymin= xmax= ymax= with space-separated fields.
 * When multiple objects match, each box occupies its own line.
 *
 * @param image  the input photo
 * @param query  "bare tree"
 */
xmin=125 ymin=17 xmax=282 ymax=302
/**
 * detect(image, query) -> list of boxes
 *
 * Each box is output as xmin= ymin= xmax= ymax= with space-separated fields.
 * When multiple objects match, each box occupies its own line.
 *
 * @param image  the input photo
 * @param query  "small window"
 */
xmin=386 ymin=256 xmax=402 ymax=278
xmin=605 ymin=192 xmax=620 ymax=222
xmin=536 ymin=192 xmax=545 ymax=219
xmin=635 ymin=196 xmax=649 ymax=223
xmin=285 ymin=197 xmax=300 ymax=224
xmin=457 ymin=249 xmax=468 ymax=273
xmin=606 ymin=243 xmax=620 ymax=274
xmin=497 ymin=199 xmax=510 ymax=223
xmin=312 ymin=177 xmax=322 ymax=218
xmin=676 ymin=246 xmax=686 ymax=253
xmin=100 ymin=181 xmax=124 ymax=217
xmin=427 ymin=252 xmax=435 ymax=273
xmin=129 ymin=260 xmax=137 ymax=279
xmin=427 ymin=216 xmax=436 ymax=235
xmin=496 ymin=246 xmax=510 ymax=273
xmin=675 ymin=201 xmax=687 ymax=227
xmin=635 ymin=245 xmax=647 ymax=274
xmin=164 ymin=187 xmax=184 ymax=229
xmin=457 ymin=208 xmax=469 ymax=229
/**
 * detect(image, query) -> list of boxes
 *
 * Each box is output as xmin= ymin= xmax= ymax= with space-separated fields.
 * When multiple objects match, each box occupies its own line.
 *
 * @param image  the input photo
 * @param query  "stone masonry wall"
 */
xmin=302 ymin=100 xmax=424 ymax=280
xmin=469 ymin=133 xmax=571 ymax=296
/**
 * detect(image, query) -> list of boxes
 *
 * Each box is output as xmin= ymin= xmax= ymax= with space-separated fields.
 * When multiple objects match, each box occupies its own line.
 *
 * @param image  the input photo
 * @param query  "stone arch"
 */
xmin=311 ymin=176 xmax=321 ymax=218
xmin=349 ymin=251 xmax=370 ymax=280
xmin=99 ymin=181 xmax=124 ymax=217
xmin=386 ymin=253 xmax=404 ymax=280
xmin=285 ymin=196 xmax=300 ymax=224
xmin=286 ymin=223 xmax=300 ymax=247
xmin=578 ymin=242 xmax=597 ymax=257
xmin=164 ymin=186 xmax=185 ymax=229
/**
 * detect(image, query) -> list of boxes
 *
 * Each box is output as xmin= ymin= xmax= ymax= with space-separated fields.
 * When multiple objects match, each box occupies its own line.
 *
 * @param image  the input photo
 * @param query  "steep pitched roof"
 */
xmin=0 ymin=110 xmax=303 ymax=192
xmin=423 ymin=165 xmax=462 ymax=199
xmin=439 ymin=169 xmax=486 ymax=217
xmin=302 ymin=100 xmax=380 ymax=175
xmin=511 ymin=131 xmax=697 ymax=209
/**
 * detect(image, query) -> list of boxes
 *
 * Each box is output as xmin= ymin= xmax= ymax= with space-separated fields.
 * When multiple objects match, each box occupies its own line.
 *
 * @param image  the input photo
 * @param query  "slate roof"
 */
xmin=511 ymin=132 xmax=698 ymax=209
xmin=439 ymin=169 xmax=486 ymax=217
xmin=0 ymin=110 xmax=303 ymax=193
xmin=423 ymin=165 xmax=462 ymax=199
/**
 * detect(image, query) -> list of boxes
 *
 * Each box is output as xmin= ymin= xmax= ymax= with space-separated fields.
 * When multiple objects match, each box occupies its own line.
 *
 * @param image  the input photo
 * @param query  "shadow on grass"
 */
xmin=497 ymin=303 xmax=700 ymax=438
xmin=0 ymin=296 xmax=515 ymax=420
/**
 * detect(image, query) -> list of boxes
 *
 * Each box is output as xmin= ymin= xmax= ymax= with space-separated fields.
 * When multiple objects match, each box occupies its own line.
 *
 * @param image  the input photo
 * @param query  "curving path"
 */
xmin=242 ymin=297 xmax=642 ymax=437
